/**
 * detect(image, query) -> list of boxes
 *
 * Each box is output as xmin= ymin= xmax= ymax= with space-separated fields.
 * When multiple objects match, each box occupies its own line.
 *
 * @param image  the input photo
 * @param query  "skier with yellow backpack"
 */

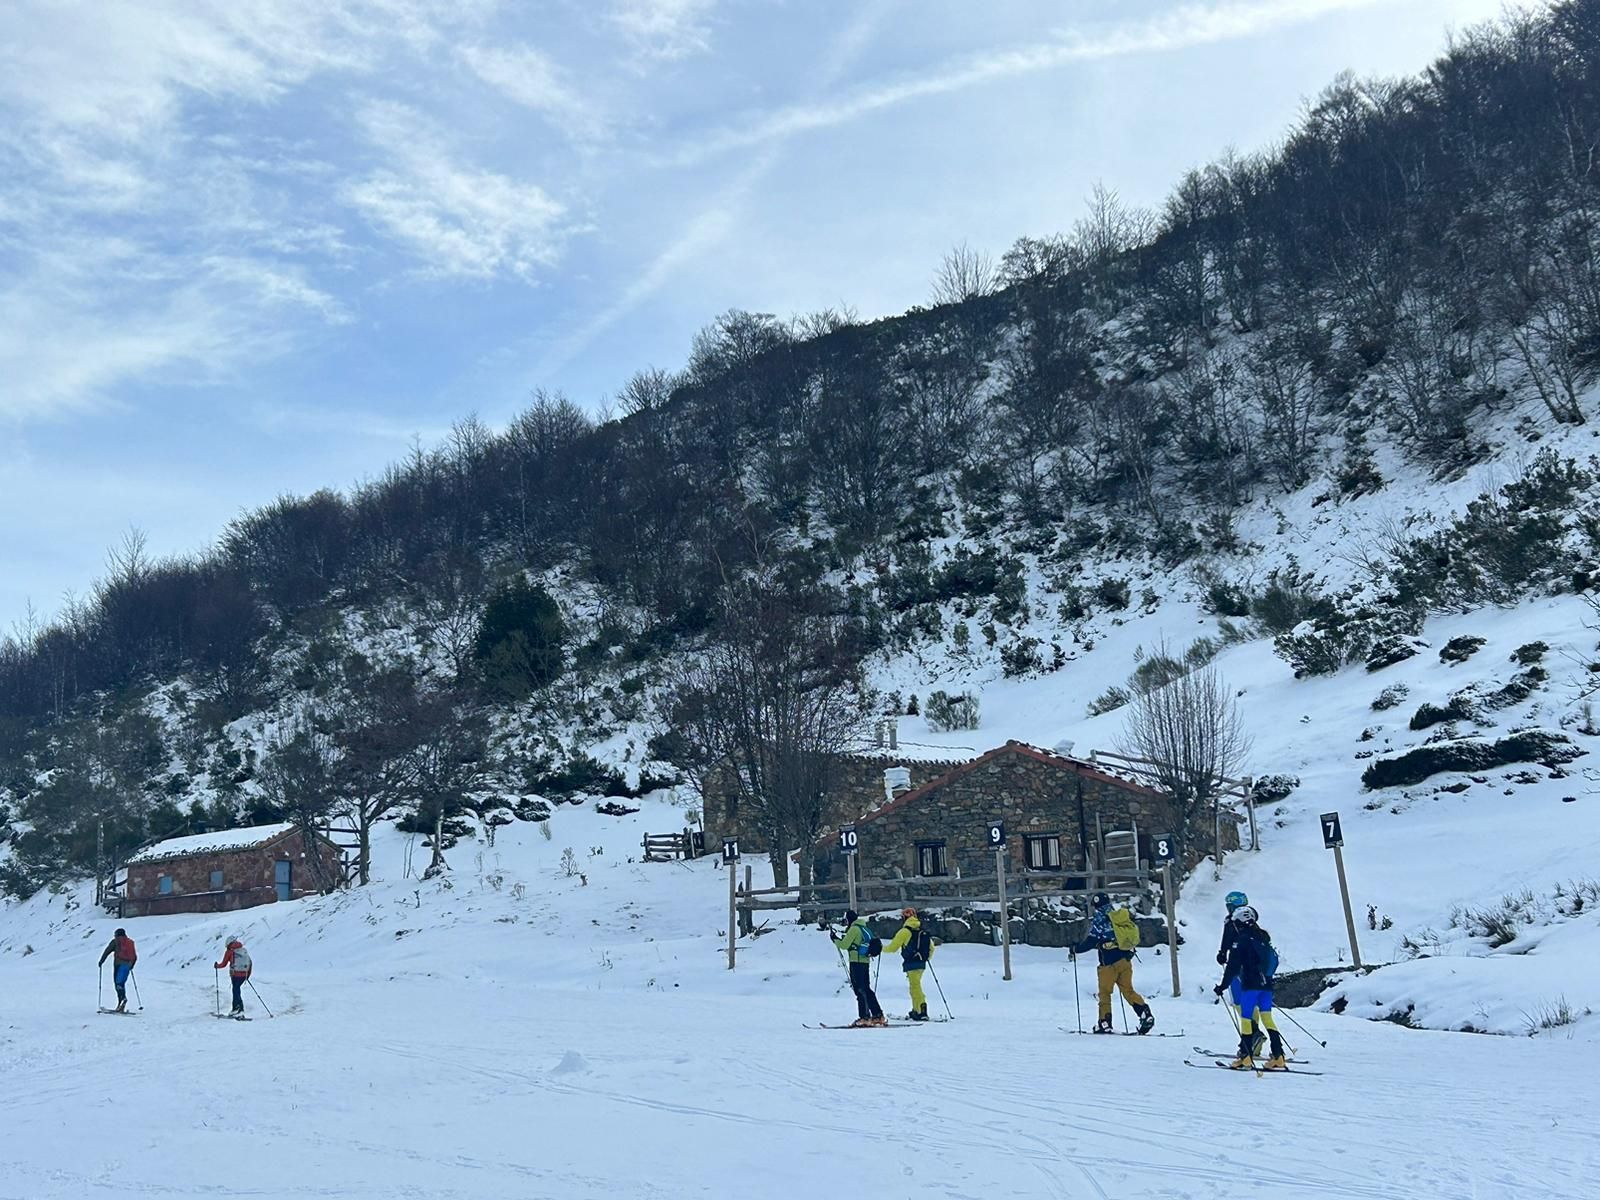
xmin=1071 ymin=891 xmax=1155 ymax=1034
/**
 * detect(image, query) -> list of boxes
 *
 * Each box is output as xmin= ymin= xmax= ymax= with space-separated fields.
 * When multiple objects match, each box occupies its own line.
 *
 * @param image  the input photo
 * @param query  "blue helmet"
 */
xmin=1225 ymin=891 xmax=1247 ymax=911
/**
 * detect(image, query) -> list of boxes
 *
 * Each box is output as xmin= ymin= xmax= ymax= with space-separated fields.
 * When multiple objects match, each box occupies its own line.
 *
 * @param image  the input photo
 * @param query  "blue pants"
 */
xmin=113 ymin=963 xmax=132 ymax=1001
xmin=231 ymin=977 xmax=245 ymax=1011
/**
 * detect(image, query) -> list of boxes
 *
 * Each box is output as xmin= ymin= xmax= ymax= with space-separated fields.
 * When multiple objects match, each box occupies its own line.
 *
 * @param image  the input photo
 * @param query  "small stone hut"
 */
xmin=811 ymin=740 xmax=1222 ymax=886
xmin=119 ymin=822 xmax=345 ymax=918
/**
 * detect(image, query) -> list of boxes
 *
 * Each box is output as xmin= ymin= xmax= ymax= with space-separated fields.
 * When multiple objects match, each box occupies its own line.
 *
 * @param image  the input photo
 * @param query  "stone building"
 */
xmin=810 ymin=740 xmax=1227 ymax=887
xmin=118 ymin=822 xmax=345 ymax=918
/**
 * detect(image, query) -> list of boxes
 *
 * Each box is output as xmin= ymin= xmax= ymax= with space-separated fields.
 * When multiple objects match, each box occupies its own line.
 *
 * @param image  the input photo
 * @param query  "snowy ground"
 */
xmin=3 ymin=792 xmax=1598 ymax=1200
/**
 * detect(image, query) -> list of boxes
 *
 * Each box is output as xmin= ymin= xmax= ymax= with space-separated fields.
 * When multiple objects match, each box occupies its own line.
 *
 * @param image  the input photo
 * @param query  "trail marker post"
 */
xmin=840 ymin=825 xmax=859 ymax=913
xmin=989 ymin=819 xmax=1011 ymax=981
xmin=1153 ymin=832 xmax=1180 ymax=997
xmin=723 ymin=838 xmax=739 ymax=970
xmin=1320 ymin=812 xmax=1363 ymax=969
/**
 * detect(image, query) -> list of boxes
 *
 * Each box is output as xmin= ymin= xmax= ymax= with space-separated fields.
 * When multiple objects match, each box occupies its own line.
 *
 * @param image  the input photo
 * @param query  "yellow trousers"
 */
xmin=1097 ymin=959 xmax=1146 ymax=1019
xmin=906 ymin=969 xmax=926 ymax=1011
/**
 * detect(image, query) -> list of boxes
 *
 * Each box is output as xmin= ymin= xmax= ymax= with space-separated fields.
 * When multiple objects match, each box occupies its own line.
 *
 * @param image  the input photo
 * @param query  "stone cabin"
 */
xmin=119 ymin=822 xmax=345 ymax=918
xmin=810 ymin=740 xmax=1229 ymax=887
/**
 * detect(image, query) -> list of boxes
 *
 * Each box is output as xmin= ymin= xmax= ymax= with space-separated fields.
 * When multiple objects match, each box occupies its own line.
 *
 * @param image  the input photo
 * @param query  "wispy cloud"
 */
xmin=344 ymin=102 xmax=570 ymax=281
xmin=662 ymin=0 xmax=1391 ymax=168
xmin=609 ymin=0 xmax=716 ymax=62
xmin=459 ymin=43 xmax=609 ymax=144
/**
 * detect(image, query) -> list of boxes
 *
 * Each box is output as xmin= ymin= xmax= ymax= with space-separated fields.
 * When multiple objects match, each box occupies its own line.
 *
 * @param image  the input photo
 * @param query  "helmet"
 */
xmin=1090 ymin=892 xmax=1110 ymax=909
xmin=114 ymin=927 xmax=126 ymax=937
xmin=901 ymin=907 xmax=917 ymax=919
xmin=1233 ymin=905 xmax=1259 ymax=925
xmin=1224 ymin=891 xmax=1247 ymax=911
xmin=228 ymin=933 xmax=243 ymax=944
xmin=843 ymin=910 xmax=858 ymax=924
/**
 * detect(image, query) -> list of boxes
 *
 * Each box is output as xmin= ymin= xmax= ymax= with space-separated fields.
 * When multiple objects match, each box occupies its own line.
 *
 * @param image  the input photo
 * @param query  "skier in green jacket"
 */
xmin=832 ymin=910 xmax=885 ymax=1027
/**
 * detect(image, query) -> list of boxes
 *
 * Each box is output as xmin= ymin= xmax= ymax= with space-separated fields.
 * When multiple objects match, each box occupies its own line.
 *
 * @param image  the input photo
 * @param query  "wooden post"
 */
xmin=995 ymin=844 xmax=1012 ymax=982
xmin=846 ymin=852 xmax=857 ymax=913
xmin=1162 ymin=861 xmax=1181 ymax=998
xmin=1244 ymin=777 xmax=1259 ymax=852
xmin=1212 ymin=797 xmax=1222 ymax=881
xmin=727 ymin=855 xmax=738 ymax=970
xmin=1332 ymin=843 xmax=1363 ymax=969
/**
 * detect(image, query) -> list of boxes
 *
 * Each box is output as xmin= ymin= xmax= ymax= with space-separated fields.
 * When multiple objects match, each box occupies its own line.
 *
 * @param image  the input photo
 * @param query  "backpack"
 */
xmin=905 ymin=925 xmax=934 ymax=965
xmin=1262 ymin=940 xmax=1280 ymax=982
xmin=1109 ymin=908 xmax=1141 ymax=952
xmin=867 ymin=934 xmax=883 ymax=958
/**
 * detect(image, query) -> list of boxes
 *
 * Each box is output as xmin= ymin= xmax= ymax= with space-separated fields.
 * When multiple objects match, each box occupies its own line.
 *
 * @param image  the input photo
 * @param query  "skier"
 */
xmin=1218 ymin=890 xmax=1276 ymax=1057
xmin=97 ymin=928 xmax=137 ymax=1012
xmin=1215 ymin=905 xmax=1287 ymax=1071
xmin=214 ymin=934 xmax=252 ymax=1017
xmin=1071 ymin=892 xmax=1155 ymax=1034
xmin=881 ymin=907 xmax=934 ymax=1021
xmin=831 ymin=909 xmax=885 ymax=1027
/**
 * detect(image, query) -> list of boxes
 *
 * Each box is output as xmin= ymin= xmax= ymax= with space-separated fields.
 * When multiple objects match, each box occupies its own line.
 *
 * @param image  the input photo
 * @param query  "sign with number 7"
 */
xmin=1320 ymin=811 xmax=1343 ymax=849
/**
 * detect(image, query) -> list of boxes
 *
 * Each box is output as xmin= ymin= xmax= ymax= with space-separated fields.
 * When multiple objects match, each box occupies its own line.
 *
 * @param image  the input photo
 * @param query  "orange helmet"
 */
xmin=902 ymin=907 xmax=917 ymax=919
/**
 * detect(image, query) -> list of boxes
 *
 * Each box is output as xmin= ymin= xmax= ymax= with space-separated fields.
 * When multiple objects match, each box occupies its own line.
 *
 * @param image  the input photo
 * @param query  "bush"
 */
xmin=1372 ymin=683 xmax=1410 ymax=711
xmin=925 ymin=690 xmax=980 ymax=732
xmin=1204 ymin=579 xmax=1252 ymax=618
xmin=1409 ymin=695 xmax=1477 ymax=731
xmin=1252 ymin=774 xmax=1299 ymax=803
xmin=474 ymin=579 xmax=566 ymax=700
xmin=1274 ymin=601 xmax=1420 ymax=678
xmin=1365 ymin=636 xmax=1419 ymax=672
xmin=532 ymin=752 xmax=628 ymax=799
xmin=1483 ymin=667 xmax=1548 ymax=710
xmin=1130 ymin=650 xmax=1187 ymax=696
xmin=1439 ymin=635 xmax=1487 ymax=664
xmin=1251 ymin=566 xmax=1334 ymax=634
xmin=1361 ymin=730 xmax=1583 ymax=788
xmin=1087 ymin=686 xmax=1131 ymax=717
xmin=1511 ymin=641 xmax=1549 ymax=666
xmin=1093 ymin=577 xmax=1131 ymax=611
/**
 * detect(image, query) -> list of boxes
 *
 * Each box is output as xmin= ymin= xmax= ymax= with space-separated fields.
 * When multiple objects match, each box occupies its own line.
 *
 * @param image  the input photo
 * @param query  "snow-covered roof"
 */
xmin=126 ymin=822 xmax=299 ymax=865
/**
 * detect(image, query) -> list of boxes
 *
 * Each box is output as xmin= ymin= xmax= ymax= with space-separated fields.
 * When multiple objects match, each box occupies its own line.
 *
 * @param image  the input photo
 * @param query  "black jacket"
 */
xmin=1217 ymin=916 xmax=1242 ymax=965
xmin=1220 ymin=924 xmax=1275 ymax=992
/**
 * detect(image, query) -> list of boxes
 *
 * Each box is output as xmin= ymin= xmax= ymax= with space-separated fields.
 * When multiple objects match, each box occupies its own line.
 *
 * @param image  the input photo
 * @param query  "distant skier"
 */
xmin=215 ymin=935 xmax=252 ymax=1016
xmin=1215 ymin=905 xmax=1287 ymax=1071
xmin=882 ymin=907 xmax=935 ymax=1021
xmin=97 ymin=928 xmax=137 ymax=1012
xmin=1218 ymin=890 xmax=1274 ymax=1057
xmin=1071 ymin=892 xmax=1155 ymax=1034
xmin=831 ymin=910 xmax=885 ymax=1027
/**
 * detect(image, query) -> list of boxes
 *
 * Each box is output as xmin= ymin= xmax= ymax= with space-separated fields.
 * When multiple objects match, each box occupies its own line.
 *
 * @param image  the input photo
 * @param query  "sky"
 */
xmin=0 ymin=0 xmax=1519 ymax=631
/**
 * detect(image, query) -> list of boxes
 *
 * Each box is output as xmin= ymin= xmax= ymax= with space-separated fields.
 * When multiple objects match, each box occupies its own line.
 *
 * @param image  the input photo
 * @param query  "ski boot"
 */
xmin=1229 ymin=1038 xmax=1255 ymax=1070
xmin=115 ymin=998 xmax=127 ymax=1013
xmin=1093 ymin=1015 xmax=1116 ymax=1034
xmin=1135 ymin=1004 xmax=1155 ymax=1035
xmin=1251 ymin=1032 xmax=1267 ymax=1059
xmin=1262 ymin=1032 xmax=1288 ymax=1071
xmin=868 ymin=1016 xmax=888 ymax=1027
xmin=849 ymin=1017 xmax=871 ymax=1028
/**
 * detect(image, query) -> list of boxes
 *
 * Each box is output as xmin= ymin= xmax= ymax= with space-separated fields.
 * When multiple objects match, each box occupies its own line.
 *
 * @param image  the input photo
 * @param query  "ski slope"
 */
xmin=2 ymin=796 xmax=1597 ymax=1200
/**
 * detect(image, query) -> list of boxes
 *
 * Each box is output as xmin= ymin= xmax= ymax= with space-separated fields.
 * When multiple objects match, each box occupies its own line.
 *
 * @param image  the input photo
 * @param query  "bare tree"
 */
xmin=1118 ymin=659 xmax=1251 ymax=860
xmin=931 ymin=241 xmax=997 ymax=307
xmin=667 ymin=572 xmax=874 ymax=888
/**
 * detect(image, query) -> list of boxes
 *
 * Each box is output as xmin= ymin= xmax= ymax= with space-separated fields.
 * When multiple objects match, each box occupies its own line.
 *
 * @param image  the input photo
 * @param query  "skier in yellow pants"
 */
xmin=882 ymin=907 xmax=935 ymax=1021
xmin=1072 ymin=891 xmax=1156 ymax=1034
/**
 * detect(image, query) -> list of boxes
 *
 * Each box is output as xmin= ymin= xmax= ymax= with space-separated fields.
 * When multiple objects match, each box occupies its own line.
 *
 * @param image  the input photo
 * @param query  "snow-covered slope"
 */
xmin=2 ymin=781 xmax=1597 ymax=1199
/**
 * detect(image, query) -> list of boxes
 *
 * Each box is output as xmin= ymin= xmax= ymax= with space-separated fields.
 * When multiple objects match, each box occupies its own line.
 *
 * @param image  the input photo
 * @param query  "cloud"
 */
xmin=609 ymin=0 xmax=716 ymax=61
xmin=459 ymin=44 xmax=608 ymax=144
xmin=344 ymin=102 xmax=570 ymax=281
xmin=662 ymin=0 xmax=1393 ymax=167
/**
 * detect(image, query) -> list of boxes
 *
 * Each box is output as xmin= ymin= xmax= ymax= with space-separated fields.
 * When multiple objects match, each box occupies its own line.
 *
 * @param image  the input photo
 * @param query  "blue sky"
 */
xmin=0 ymin=0 xmax=1513 ymax=630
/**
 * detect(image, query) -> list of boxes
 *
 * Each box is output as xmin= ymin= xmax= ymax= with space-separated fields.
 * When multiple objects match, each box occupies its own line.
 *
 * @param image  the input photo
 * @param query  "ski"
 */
xmin=804 ymin=1022 xmax=922 ymax=1029
xmin=1059 ymin=1027 xmax=1184 ymax=1038
xmin=1193 ymin=1046 xmax=1309 ymax=1064
xmin=96 ymin=1008 xmax=138 ymax=1016
xmin=1183 ymin=1059 xmax=1323 ymax=1076
xmin=212 ymin=1013 xmax=253 ymax=1021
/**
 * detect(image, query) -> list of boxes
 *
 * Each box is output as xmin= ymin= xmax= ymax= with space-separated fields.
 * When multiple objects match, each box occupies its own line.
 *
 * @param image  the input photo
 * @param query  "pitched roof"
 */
xmin=815 ymin=740 xmax=1168 ymax=848
xmin=126 ymin=822 xmax=301 ymax=865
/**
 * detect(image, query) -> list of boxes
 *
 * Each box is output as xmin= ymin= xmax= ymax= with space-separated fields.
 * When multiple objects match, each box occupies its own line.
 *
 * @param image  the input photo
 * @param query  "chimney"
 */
xmin=883 ymin=767 xmax=912 ymax=803
xmin=1053 ymin=738 xmax=1076 ymax=759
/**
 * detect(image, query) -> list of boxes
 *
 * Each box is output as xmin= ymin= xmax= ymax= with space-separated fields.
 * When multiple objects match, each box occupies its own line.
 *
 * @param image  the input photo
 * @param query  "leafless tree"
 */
xmin=1118 ymin=658 xmax=1251 ymax=858
xmin=931 ymin=241 xmax=997 ymax=307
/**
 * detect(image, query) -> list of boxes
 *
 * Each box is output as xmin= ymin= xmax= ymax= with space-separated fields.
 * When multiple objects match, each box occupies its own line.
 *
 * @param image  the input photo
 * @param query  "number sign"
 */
xmin=721 ymin=837 xmax=739 ymax=865
xmin=987 ymin=820 xmax=1006 ymax=849
xmin=1320 ymin=812 xmax=1344 ymax=849
xmin=840 ymin=825 xmax=859 ymax=854
xmin=1152 ymin=833 xmax=1176 ymax=864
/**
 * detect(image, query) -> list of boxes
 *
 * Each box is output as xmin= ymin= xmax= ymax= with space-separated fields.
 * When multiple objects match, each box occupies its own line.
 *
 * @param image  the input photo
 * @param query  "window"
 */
xmin=1024 ymin=834 xmax=1062 ymax=871
xmin=210 ymin=869 xmax=224 ymax=890
xmin=157 ymin=875 xmax=172 ymax=895
xmin=915 ymin=841 xmax=949 ymax=878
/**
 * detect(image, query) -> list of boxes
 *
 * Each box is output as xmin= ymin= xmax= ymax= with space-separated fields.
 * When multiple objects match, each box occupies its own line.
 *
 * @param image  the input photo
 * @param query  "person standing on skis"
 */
xmin=831 ymin=910 xmax=885 ymax=1027
xmin=1216 ymin=905 xmax=1287 ymax=1070
xmin=215 ymin=935 xmax=252 ymax=1016
xmin=1072 ymin=892 xmax=1155 ymax=1034
xmin=1218 ymin=890 xmax=1279 ymax=1057
xmin=97 ymin=928 xmax=137 ymax=1012
xmin=882 ymin=907 xmax=935 ymax=1021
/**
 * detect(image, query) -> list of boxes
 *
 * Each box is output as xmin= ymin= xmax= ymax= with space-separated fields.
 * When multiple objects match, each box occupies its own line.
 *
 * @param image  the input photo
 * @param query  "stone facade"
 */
xmin=122 ymin=830 xmax=344 ymax=918
xmin=813 ymin=741 xmax=1232 ymax=887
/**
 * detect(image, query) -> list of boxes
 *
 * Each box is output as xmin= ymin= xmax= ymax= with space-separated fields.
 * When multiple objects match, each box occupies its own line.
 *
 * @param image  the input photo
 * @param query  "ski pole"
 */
xmin=1278 ymin=1007 xmax=1327 ymax=1048
xmin=1117 ymin=991 xmax=1131 ymax=1033
xmin=213 ymin=968 xmax=220 ymax=1017
xmin=926 ymin=961 xmax=953 ymax=1021
xmin=98 ymin=963 xmax=104 ymax=1011
xmin=1071 ymin=952 xmax=1082 ymax=1033
xmin=247 ymin=979 xmax=274 ymax=1018
xmin=130 ymin=969 xmax=143 ymax=1011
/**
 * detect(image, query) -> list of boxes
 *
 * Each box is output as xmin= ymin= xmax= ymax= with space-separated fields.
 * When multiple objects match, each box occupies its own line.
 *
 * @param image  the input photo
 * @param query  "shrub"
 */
xmin=1365 ymin=636 xmax=1419 ymax=672
xmin=475 ymin=579 xmax=566 ymax=699
xmin=925 ymin=690 xmax=980 ymax=732
xmin=1130 ymin=650 xmax=1187 ymax=696
xmin=1087 ymin=686 xmax=1131 ymax=717
xmin=1093 ymin=577 xmax=1131 ymax=611
xmin=1251 ymin=566 xmax=1334 ymax=634
xmin=1251 ymin=774 xmax=1299 ymax=803
xmin=532 ymin=753 xmax=628 ymax=799
xmin=1372 ymin=683 xmax=1410 ymax=711
xmin=1361 ymin=730 xmax=1583 ymax=788
xmin=1204 ymin=579 xmax=1253 ymax=618
xmin=1439 ymin=635 xmax=1487 ymax=664
xmin=1523 ymin=996 xmax=1589 ymax=1035
xmin=1409 ymin=694 xmax=1477 ymax=731
xmin=999 ymin=637 xmax=1041 ymax=678
xmin=1483 ymin=667 xmax=1548 ymax=710
xmin=1274 ymin=601 xmax=1420 ymax=678
xmin=1511 ymin=641 xmax=1549 ymax=666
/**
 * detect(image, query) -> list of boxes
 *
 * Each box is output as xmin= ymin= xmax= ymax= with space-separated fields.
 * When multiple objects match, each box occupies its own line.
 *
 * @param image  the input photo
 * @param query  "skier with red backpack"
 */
xmin=97 ymin=928 xmax=137 ymax=1013
xmin=215 ymin=935 xmax=253 ymax=1017
xmin=1071 ymin=892 xmax=1156 ymax=1034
